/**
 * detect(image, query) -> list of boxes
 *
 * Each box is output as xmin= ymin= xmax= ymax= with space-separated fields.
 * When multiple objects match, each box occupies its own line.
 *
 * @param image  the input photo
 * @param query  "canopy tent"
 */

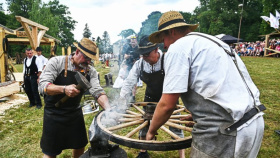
xmin=215 ymin=34 xmax=243 ymax=44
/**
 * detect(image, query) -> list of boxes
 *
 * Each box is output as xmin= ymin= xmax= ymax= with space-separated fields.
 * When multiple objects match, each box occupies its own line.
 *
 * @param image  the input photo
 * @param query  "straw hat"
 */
xmin=73 ymin=38 xmax=97 ymax=60
xmin=137 ymin=35 xmax=159 ymax=55
xmin=149 ymin=11 xmax=199 ymax=43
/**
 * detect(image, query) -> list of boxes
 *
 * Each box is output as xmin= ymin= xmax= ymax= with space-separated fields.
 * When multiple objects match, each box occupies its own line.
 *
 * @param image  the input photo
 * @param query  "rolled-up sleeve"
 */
xmin=38 ymin=57 xmax=62 ymax=95
xmin=88 ymin=66 xmax=106 ymax=99
xmin=120 ymin=60 xmax=141 ymax=98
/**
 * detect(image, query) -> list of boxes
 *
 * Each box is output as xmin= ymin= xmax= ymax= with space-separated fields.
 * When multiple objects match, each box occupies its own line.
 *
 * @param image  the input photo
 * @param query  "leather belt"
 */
xmin=225 ymin=104 xmax=266 ymax=133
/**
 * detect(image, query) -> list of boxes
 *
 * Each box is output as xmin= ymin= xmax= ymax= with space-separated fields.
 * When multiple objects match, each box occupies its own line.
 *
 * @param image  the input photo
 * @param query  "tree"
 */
xmin=118 ymin=29 xmax=136 ymax=39
xmin=138 ymin=11 xmax=161 ymax=40
xmin=0 ymin=3 xmax=7 ymax=26
xmin=47 ymin=0 xmax=77 ymax=47
xmin=101 ymin=31 xmax=112 ymax=54
xmin=260 ymin=0 xmax=280 ymax=35
xmin=194 ymin=0 xmax=263 ymax=42
xmin=83 ymin=23 xmax=92 ymax=38
xmin=0 ymin=3 xmax=4 ymax=11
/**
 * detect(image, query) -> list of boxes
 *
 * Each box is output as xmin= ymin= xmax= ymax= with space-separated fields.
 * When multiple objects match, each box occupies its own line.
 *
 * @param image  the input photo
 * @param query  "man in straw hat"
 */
xmin=146 ymin=11 xmax=265 ymax=157
xmin=119 ymin=35 xmax=186 ymax=158
xmin=38 ymin=38 xmax=111 ymax=158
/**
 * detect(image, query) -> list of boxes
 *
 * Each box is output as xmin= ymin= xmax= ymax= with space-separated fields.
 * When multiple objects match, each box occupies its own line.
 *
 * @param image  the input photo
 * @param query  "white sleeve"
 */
xmin=35 ymin=57 xmax=43 ymax=72
xmin=22 ymin=58 xmax=26 ymax=74
xmin=44 ymin=57 xmax=48 ymax=65
xmin=163 ymin=47 xmax=190 ymax=94
xmin=120 ymin=60 xmax=141 ymax=98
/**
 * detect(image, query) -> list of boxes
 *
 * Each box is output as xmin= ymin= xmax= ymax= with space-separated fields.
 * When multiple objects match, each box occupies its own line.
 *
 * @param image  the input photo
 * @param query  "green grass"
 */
xmin=0 ymin=57 xmax=279 ymax=157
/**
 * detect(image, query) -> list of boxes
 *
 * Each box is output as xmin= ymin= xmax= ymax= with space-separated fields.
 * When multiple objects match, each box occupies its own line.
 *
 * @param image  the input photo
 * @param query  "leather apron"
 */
xmin=40 ymin=70 xmax=89 ymax=153
xmin=140 ymin=54 xmax=165 ymax=102
xmin=182 ymin=90 xmax=236 ymax=158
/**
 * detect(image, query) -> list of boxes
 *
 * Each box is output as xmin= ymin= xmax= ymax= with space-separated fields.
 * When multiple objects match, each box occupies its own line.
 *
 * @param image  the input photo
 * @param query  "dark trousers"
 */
xmin=24 ymin=75 xmax=42 ymax=106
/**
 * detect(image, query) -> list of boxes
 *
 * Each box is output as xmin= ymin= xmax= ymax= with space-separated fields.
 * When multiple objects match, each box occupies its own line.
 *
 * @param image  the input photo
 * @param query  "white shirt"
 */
xmin=36 ymin=54 xmax=48 ymax=66
xmin=163 ymin=32 xmax=262 ymax=122
xmin=23 ymin=56 xmax=43 ymax=74
xmin=120 ymin=50 xmax=163 ymax=98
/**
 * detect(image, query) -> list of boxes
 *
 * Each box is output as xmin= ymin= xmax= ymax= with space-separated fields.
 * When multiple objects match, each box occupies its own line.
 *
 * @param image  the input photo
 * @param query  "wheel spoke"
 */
xmin=131 ymin=104 xmax=145 ymax=115
xmin=176 ymin=105 xmax=185 ymax=108
xmin=125 ymin=120 xmax=149 ymax=138
xmin=172 ymin=108 xmax=185 ymax=114
xmin=170 ymin=114 xmax=190 ymax=119
xmin=119 ymin=118 xmax=143 ymax=122
xmin=168 ymin=119 xmax=194 ymax=125
xmin=119 ymin=113 xmax=142 ymax=118
xmin=126 ymin=110 xmax=142 ymax=116
xmin=160 ymin=126 xmax=181 ymax=139
xmin=165 ymin=121 xmax=192 ymax=132
xmin=107 ymin=119 xmax=144 ymax=131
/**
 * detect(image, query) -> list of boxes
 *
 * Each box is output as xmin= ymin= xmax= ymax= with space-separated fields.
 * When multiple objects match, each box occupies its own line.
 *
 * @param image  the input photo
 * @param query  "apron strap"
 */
xmin=64 ymin=55 xmax=68 ymax=77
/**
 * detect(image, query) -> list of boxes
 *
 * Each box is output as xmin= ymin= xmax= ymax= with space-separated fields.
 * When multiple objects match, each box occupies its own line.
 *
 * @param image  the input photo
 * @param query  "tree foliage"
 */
xmin=99 ymin=31 xmax=112 ymax=54
xmin=118 ymin=29 xmax=136 ymax=39
xmin=138 ymin=11 xmax=162 ymax=39
xmin=83 ymin=23 xmax=92 ymax=38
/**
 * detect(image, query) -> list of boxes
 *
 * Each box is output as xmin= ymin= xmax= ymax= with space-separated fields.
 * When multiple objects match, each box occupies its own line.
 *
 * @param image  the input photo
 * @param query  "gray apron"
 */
xmin=182 ymin=90 xmax=236 ymax=158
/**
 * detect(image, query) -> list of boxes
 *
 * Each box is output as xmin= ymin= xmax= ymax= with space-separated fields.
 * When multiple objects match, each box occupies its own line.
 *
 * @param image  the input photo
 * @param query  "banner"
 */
xmin=270 ymin=13 xmax=279 ymax=29
xmin=261 ymin=16 xmax=270 ymax=22
xmin=276 ymin=10 xmax=280 ymax=20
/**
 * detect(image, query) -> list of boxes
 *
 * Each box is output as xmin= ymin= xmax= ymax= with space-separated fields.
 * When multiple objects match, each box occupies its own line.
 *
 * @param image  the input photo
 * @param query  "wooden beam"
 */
xmin=7 ymin=38 xmax=54 ymax=44
xmin=265 ymin=48 xmax=280 ymax=54
xmin=32 ymin=26 xmax=38 ymax=50
xmin=37 ymin=30 xmax=46 ymax=48
xmin=15 ymin=16 xmax=49 ymax=31
xmin=21 ymin=22 xmax=35 ymax=49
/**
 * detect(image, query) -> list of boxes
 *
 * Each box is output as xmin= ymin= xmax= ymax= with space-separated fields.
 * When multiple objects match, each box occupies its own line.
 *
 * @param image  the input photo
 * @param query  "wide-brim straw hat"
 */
xmin=137 ymin=35 xmax=160 ymax=55
xmin=73 ymin=38 xmax=97 ymax=60
xmin=149 ymin=11 xmax=199 ymax=43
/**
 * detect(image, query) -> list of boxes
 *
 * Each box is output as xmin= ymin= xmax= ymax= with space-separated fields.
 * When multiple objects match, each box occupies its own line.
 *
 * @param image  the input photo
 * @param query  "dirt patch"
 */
xmin=0 ymin=94 xmax=28 ymax=118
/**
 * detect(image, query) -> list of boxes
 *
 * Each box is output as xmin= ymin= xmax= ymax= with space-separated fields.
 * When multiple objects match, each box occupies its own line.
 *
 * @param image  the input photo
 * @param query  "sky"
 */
xmin=3 ymin=0 xmax=200 ymax=43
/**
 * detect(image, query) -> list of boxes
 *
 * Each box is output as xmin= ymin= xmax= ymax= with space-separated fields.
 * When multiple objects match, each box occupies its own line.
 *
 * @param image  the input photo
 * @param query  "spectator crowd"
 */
xmin=233 ymin=38 xmax=280 ymax=57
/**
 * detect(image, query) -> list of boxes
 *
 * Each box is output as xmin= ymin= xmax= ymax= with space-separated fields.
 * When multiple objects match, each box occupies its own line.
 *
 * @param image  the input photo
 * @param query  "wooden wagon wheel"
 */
xmin=95 ymin=102 xmax=193 ymax=151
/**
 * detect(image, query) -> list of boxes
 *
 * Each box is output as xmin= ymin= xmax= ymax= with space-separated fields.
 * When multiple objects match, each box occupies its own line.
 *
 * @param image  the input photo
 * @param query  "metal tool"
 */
xmin=55 ymin=72 xmax=92 ymax=107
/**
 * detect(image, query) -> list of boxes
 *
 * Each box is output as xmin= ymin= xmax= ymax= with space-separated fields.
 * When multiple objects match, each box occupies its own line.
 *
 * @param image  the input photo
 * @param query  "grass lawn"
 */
xmin=0 ymin=57 xmax=279 ymax=158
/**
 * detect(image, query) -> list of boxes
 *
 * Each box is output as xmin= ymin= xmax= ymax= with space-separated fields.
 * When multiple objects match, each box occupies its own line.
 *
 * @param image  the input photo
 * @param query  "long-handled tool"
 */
xmin=55 ymin=72 xmax=91 ymax=107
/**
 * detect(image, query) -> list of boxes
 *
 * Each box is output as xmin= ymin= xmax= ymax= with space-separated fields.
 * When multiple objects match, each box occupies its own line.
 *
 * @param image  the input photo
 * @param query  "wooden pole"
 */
xmin=67 ymin=46 xmax=71 ymax=56
xmin=62 ymin=47 xmax=65 ymax=56
xmin=0 ymin=28 xmax=6 ymax=82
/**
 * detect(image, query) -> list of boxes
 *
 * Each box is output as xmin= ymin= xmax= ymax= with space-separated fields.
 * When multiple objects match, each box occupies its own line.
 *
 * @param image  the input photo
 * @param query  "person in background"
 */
xmin=121 ymin=35 xmax=140 ymax=102
xmin=35 ymin=46 xmax=48 ymax=70
xmin=23 ymin=48 xmax=43 ymax=109
xmin=38 ymin=38 xmax=111 ymax=158
xmin=120 ymin=35 xmax=185 ymax=158
xmin=146 ymin=11 xmax=265 ymax=158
